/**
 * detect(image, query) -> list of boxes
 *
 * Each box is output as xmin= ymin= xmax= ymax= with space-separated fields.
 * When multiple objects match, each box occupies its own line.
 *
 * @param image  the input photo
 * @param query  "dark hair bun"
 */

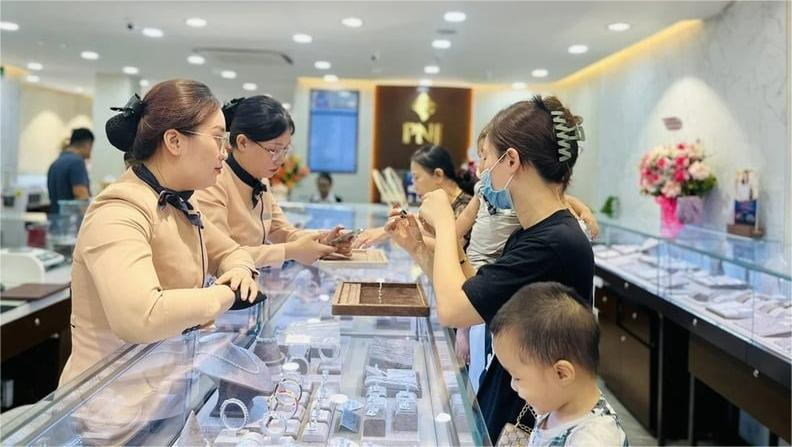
xmin=106 ymin=114 xmax=138 ymax=152
xmin=222 ymin=97 xmax=245 ymax=129
xmin=106 ymin=94 xmax=145 ymax=153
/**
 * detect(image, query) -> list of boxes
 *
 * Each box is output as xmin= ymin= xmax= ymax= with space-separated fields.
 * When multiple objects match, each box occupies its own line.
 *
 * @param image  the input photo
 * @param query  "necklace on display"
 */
xmin=199 ymin=348 xmax=261 ymax=375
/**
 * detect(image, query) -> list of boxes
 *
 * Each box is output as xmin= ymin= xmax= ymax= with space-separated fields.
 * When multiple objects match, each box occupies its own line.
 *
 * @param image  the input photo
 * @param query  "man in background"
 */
xmin=47 ymin=128 xmax=93 ymax=214
xmin=309 ymin=172 xmax=343 ymax=203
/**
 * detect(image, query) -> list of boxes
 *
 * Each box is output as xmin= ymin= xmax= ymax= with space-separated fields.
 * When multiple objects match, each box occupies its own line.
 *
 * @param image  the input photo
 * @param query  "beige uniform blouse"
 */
xmin=60 ymin=168 xmax=255 ymax=384
xmin=196 ymin=157 xmax=309 ymax=268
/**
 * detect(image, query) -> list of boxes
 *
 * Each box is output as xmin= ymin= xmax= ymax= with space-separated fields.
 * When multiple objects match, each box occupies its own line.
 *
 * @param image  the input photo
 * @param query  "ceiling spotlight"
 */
xmin=432 ymin=39 xmax=451 ymax=49
xmin=81 ymin=51 xmax=99 ymax=60
xmin=187 ymin=54 xmax=206 ymax=65
xmin=26 ymin=75 xmax=40 ymax=83
xmin=314 ymin=61 xmax=331 ymax=70
xmin=342 ymin=17 xmax=363 ymax=28
xmin=419 ymin=79 xmax=433 ymax=87
xmin=323 ymin=74 xmax=338 ymax=83
xmin=512 ymin=82 xmax=527 ymax=90
xmin=531 ymin=69 xmax=549 ymax=78
xmin=568 ymin=44 xmax=589 ymax=54
xmin=293 ymin=33 xmax=312 ymax=44
xmin=424 ymin=65 xmax=440 ymax=74
xmin=139 ymin=79 xmax=150 ymax=87
xmin=243 ymin=82 xmax=258 ymax=91
xmin=608 ymin=22 xmax=631 ymax=32
xmin=282 ymin=103 xmax=292 ymax=111
xmin=186 ymin=17 xmax=207 ymax=28
xmin=142 ymin=27 xmax=164 ymax=38
xmin=443 ymin=11 xmax=466 ymax=23
xmin=0 ymin=21 xmax=20 ymax=31
xmin=221 ymin=70 xmax=237 ymax=79
xmin=27 ymin=62 xmax=43 ymax=71
xmin=122 ymin=66 xmax=139 ymax=75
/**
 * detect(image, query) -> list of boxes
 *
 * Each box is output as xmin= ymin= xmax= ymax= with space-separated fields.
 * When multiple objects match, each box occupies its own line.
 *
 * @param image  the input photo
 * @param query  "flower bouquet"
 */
xmin=271 ymin=154 xmax=310 ymax=201
xmin=639 ymin=141 xmax=717 ymax=236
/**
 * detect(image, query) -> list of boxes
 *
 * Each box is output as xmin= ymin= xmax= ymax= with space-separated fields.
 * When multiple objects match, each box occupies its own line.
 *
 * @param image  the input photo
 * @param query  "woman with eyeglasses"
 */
xmin=197 ymin=95 xmax=347 ymax=268
xmin=60 ymin=80 xmax=259 ymax=384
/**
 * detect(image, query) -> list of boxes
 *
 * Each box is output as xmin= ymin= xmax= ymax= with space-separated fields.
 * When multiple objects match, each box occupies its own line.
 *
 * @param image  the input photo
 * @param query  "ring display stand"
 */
xmin=332 ymin=282 xmax=429 ymax=317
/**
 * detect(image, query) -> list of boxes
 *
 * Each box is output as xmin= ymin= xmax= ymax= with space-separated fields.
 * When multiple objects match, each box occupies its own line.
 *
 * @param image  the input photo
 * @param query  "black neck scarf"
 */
xmin=226 ymin=152 xmax=267 ymax=208
xmin=132 ymin=164 xmax=203 ymax=228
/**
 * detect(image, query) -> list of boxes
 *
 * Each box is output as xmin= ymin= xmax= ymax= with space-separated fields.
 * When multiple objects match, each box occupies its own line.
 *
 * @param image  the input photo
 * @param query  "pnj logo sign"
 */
xmin=402 ymin=92 xmax=443 ymax=145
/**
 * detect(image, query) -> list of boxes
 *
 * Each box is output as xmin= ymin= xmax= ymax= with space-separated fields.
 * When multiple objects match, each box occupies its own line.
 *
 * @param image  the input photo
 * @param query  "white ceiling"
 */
xmin=1 ymin=1 xmax=728 ymax=104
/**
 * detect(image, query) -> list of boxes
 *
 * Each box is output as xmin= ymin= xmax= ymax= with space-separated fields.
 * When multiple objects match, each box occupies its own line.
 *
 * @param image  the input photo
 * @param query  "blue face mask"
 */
xmin=479 ymin=152 xmax=514 ymax=209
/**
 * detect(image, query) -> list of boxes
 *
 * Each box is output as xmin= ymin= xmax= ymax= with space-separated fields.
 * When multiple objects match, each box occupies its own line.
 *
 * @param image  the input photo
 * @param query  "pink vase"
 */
xmin=656 ymin=196 xmax=683 ymax=238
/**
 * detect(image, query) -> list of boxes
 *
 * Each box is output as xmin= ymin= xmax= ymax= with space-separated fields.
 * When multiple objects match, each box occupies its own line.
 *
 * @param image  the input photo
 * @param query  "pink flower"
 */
xmin=674 ymin=168 xmax=688 ymax=182
xmin=675 ymin=156 xmax=689 ymax=169
xmin=688 ymin=161 xmax=711 ymax=180
xmin=661 ymin=181 xmax=682 ymax=198
xmin=656 ymin=157 xmax=669 ymax=169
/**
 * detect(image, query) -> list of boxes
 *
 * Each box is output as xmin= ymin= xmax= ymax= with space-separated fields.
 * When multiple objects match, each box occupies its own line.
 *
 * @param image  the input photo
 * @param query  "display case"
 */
xmin=595 ymin=221 xmax=791 ymax=363
xmin=1 ymin=204 xmax=490 ymax=447
xmin=594 ymin=220 xmax=791 ymax=443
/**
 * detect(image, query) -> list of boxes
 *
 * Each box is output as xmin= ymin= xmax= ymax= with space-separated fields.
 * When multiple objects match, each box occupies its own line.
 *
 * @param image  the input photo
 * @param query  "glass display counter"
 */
xmin=1 ymin=203 xmax=490 ymax=446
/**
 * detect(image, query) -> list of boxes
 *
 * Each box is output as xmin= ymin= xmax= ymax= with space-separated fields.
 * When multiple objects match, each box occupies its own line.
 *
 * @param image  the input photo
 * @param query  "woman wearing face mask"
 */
xmin=385 ymin=96 xmax=594 ymax=440
xmin=60 ymin=80 xmax=259 ymax=385
xmin=197 ymin=96 xmax=346 ymax=268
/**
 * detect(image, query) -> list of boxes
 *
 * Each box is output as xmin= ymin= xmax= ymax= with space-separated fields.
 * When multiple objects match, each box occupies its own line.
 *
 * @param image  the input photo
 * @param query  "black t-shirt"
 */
xmin=461 ymin=209 xmax=594 ymax=441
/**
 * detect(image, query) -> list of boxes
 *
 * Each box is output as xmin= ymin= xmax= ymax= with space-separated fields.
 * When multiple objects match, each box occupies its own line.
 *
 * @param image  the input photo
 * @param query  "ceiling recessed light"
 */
xmin=282 ymin=103 xmax=292 ymax=111
xmin=608 ymin=22 xmax=631 ymax=32
xmin=26 ymin=75 xmax=40 ymax=83
xmin=122 ymin=66 xmax=139 ymax=75
xmin=142 ymin=27 xmax=164 ymax=38
xmin=432 ymin=39 xmax=451 ymax=49
xmin=187 ymin=54 xmax=205 ymax=65
xmin=568 ymin=44 xmax=589 ymax=55
xmin=314 ymin=61 xmax=331 ymax=70
xmin=512 ymin=82 xmax=527 ymax=90
xmin=243 ymin=82 xmax=258 ymax=91
xmin=0 ymin=21 xmax=20 ymax=31
xmin=424 ymin=65 xmax=440 ymax=74
xmin=419 ymin=79 xmax=433 ymax=87
xmin=81 ymin=51 xmax=99 ymax=60
xmin=341 ymin=17 xmax=363 ymax=28
xmin=139 ymin=79 xmax=150 ymax=87
xmin=293 ymin=33 xmax=312 ymax=44
xmin=531 ymin=69 xmax=549 ymax=78
xmin=185 ymin=17 xmax=207 ymax=28
xmin=221 ymin=70 xmax=237 ymax=79
xmin=27 ymin=62 xmax=43 ymax=71
xmin=443 ymin=11 xmax=466 ymax=23
xmin=323 ymin=74 xmax=338 ymax=83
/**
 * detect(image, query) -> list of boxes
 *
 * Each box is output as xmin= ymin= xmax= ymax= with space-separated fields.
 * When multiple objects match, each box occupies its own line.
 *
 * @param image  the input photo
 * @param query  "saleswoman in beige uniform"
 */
xmin=60 ymin=80 xmax=259 ymax=384
xmin=197 ymin=96 xmax=348 ymax=268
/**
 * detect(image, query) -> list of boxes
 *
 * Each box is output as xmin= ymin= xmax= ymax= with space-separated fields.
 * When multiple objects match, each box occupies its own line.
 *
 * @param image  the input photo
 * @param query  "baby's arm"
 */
xmin=455 ymin=196 xmax=481 ymax=239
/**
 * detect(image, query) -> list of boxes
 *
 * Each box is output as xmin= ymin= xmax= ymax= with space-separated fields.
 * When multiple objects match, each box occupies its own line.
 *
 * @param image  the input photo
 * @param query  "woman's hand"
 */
xmin=418 ymin=189 xmax=455 ymax=228
xmin=318 ymin=225 xmax=353 ymax=256
xmin=285 ymin=233 xmax=336 ymax=265
xmin=215 ymin=267 xmax=258 ymax=302
xmin=351 ymin=227 xmax=389 ymax=249
xmin=455 ymin=327 xmax=471 ymax=365
xmin=384 ymin=213 xmax=424 ymax=254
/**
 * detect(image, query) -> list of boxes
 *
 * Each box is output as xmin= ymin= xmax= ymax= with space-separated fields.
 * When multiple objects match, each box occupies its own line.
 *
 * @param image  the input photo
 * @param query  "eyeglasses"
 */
xmin=251 ymin=139 xmax=292 ymax=159
xmin=182 ymin=130 xmax=230 ymax=153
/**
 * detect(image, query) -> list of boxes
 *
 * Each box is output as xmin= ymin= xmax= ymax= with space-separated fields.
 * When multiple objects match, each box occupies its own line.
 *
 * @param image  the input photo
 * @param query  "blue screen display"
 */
xmin=308 ymin=90 xmax=359 ymax=173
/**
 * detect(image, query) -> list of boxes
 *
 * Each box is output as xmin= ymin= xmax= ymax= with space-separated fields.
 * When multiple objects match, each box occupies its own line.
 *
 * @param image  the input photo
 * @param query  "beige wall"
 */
xmin=17 ymin=85 xmax=93 ymax=175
